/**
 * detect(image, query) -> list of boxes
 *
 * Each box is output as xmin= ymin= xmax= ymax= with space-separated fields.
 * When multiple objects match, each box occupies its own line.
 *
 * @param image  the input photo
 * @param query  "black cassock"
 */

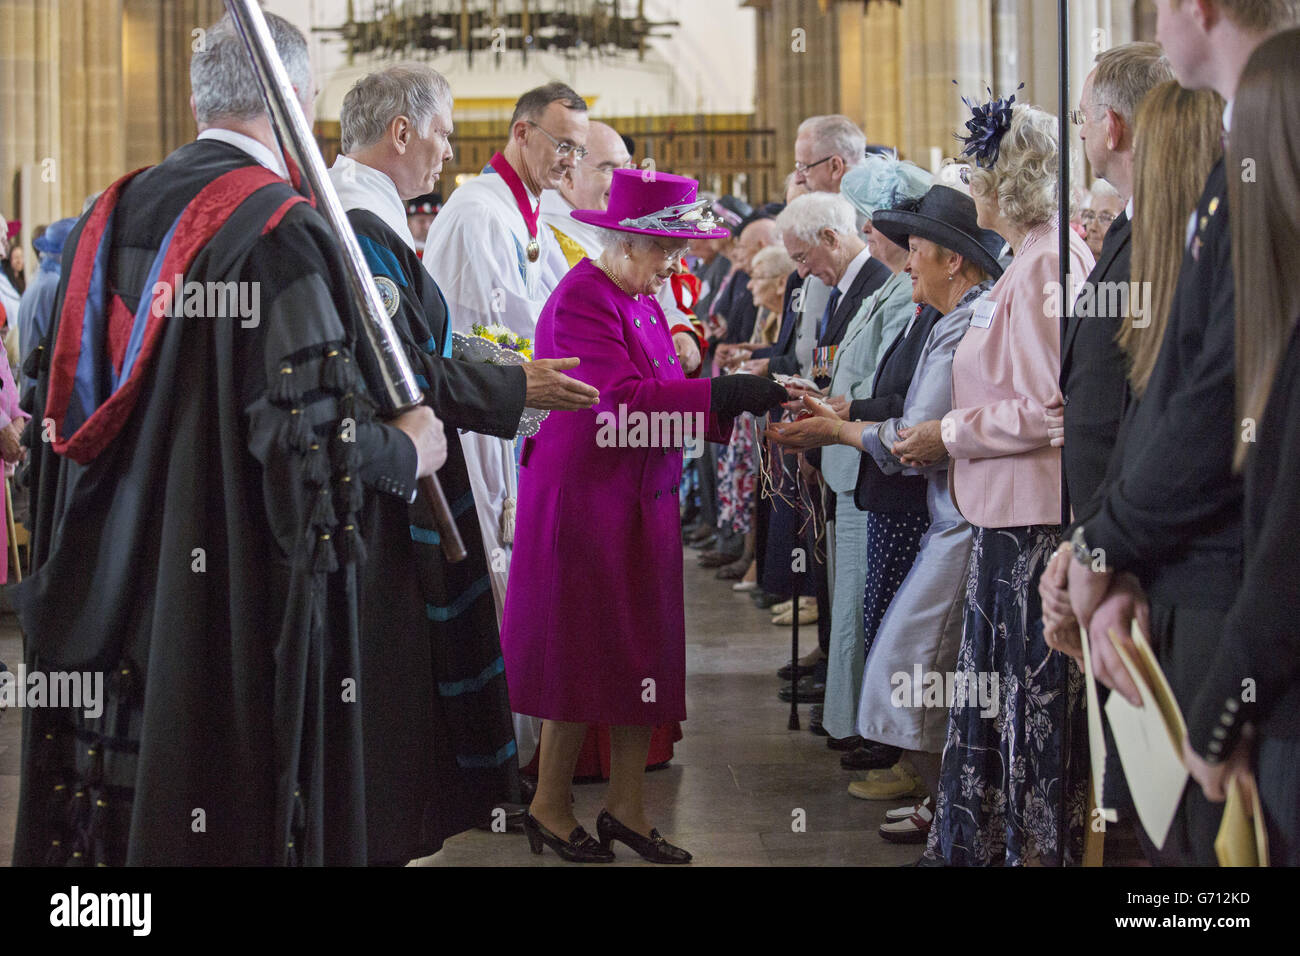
xmin=12 ymin=140 xmax=421 ymax=865
xmin=346 ymin=208 xmax=527 ymax=864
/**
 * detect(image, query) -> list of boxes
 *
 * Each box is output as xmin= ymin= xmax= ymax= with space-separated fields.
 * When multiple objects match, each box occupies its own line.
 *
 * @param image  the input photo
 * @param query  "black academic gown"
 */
xmin=345 ymin=209 xmax=527 ymax=864
xmin=11 ymin=139 xmax=419 ymax=865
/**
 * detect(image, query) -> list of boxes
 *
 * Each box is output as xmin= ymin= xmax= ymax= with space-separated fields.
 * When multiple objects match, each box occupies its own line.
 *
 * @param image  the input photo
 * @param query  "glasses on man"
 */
xmin=1069 ymin=103 xmax=1112 ymax=126
xmin=793 ymin=155 xmax=833 ymax=177
xmin=1080 ymin=210 xmax=1117 ymax=227
xmin=527 ymin=121 xmax=588 ymax=160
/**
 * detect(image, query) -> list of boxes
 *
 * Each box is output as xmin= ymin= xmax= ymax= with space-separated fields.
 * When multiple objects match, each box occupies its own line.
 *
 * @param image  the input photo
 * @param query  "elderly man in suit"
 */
xmin=767 ymin=191 xmax=891 ymax=710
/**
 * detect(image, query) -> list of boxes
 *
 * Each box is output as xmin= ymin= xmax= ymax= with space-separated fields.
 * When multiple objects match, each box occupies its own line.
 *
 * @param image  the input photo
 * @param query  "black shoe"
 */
xmin=688 ymin=533 xmax=718 ymax=550
xmin=523 ymin=813 xmax=615 ymax=863
xmin=596 ymin=809 xmax=691 ymax=864
xmin=839 ymin=741 xmax=902 ymax=771
xmin=826 ymin=734 xmax=862 ymax=752
xmin=751 ymin=590 xmax=781 ymax=609
xmin=698 ymin=550 xmax=742 ymax=568
xmin=776 ymin=658 xmax=822 ymax=681
xmin=777 ymin=675 xmax=825 ymax=703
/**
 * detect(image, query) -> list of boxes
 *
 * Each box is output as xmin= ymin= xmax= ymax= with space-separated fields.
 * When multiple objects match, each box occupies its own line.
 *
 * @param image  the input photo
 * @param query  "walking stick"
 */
xmin=224 ymin=0 xmax=466 ymax=562
xmin=789 ymin=566 xmax=802 ymax=731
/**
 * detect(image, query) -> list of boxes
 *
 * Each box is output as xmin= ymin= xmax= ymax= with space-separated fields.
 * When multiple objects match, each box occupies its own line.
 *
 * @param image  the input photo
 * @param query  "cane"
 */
xmin=789 ymin=566 xmax=802 ymax=731
xmin=224 ymin=0 xmax=466 ymax=562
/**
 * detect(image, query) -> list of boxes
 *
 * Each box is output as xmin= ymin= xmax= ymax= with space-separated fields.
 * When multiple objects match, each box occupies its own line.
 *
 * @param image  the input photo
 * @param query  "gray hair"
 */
xmin=750 ymin=244 xmax=797 ymax=281
xmin=775 ymin=192 xmax=857 ymax=245
xmin=191 ymin=13 xmax=311 ymax=126
xmin=1092 ymin=42 xmax=1174 ymax=127
xmin=796 ymin=115 xmax=867 ymax=169
xmin=595 ymin=227 xmax=673 ymax=256
xmin=1088 ymin=178 xmax=1122 ymax=204
xmin=340 ymin=65 xmax=451 ymax=153
xmin=511 ymin=82 xmax=588 ymax=128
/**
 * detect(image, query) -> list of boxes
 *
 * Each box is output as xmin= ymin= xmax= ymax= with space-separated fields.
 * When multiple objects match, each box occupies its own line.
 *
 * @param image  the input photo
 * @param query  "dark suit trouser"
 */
xmin=1143 ymin=600 xmax=1227 ymax=866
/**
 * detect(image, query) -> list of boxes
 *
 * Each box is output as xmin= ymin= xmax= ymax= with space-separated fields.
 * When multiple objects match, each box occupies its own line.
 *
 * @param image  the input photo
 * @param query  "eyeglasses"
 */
xmin=788 ymin=247 xmax=812 ymax=265
xmin=793 ymin=155 xmax=833 ymax=177
xmin=527 ymin=121 xmax=588 ymax=160
xmin=1080 ymin=210 xmax=1117 ymax=226
xmin=1069 ymin=103 xmax=1112 ymax=126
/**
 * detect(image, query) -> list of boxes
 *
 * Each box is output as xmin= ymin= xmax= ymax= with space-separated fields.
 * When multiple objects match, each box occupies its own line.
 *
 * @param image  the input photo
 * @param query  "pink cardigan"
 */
xmin=942 ymin=225 xmax=1094 ymax=528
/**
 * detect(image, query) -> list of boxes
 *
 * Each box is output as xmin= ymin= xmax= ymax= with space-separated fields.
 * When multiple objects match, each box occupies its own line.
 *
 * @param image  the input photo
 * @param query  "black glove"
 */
xmin=710 ymin=373 xmax=789 ymax=417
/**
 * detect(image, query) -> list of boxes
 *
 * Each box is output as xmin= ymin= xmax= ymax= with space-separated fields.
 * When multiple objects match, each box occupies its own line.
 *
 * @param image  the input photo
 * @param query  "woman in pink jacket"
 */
xmin=893 ymin=99 xmax=1095 ymax=866
xmin=501 ymin=169 xmax=786 ymax=863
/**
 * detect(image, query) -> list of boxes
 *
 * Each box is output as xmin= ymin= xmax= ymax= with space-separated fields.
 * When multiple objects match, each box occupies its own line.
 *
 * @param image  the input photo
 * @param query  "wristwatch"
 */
xmin=1069 ymin=524 xmax=1110 ymax=573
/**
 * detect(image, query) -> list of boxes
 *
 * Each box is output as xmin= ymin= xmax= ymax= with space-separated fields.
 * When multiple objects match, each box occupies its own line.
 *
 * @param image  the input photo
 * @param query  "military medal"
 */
xmin=488 ymin=151 xmax=542 ymax=266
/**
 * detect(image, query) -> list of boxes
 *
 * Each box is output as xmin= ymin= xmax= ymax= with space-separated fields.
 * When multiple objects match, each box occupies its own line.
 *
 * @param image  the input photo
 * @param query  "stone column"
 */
xmin=899 ymin=0 xmax=994 ymax=167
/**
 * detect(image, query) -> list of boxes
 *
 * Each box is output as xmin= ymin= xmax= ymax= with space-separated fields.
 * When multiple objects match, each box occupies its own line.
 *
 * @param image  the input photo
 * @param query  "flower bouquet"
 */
xmin=452 ymin=324 xmax=549 ymax=437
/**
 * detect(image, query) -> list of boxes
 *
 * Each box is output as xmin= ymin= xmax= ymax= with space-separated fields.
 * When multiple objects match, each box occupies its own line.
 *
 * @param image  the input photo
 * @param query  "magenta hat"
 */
xmin=570 ymin=168 xmax=730 ymax=239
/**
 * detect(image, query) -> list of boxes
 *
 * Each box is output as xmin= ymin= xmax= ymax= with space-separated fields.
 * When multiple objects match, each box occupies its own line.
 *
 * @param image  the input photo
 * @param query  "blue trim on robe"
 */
xmin=451 ymin=491 xmax=475 ymax=518
xmin=456 ymin=738 xmax=517 ymax=769
xmin=409 ymin=524 xmax=440 ymax=545
xmin=413 ymin=373 xmax=429 ymax=389
xmin=357 ymin=234 xmax=407 ymax=287
xmin=426 ymin=574 xmax=491 ymax=622
xmin=438 ymin=654 xmax=505 ymax=697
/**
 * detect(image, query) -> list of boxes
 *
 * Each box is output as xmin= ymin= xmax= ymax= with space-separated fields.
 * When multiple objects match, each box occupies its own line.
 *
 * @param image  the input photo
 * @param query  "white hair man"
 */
xmin=328 ymin=64 xmax=600 ymax=851
xmin=11 ymin=10 xmax=445 ymax=866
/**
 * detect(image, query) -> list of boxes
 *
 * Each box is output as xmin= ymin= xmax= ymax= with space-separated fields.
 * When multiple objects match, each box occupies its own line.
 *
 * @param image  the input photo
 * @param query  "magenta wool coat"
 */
xmin=500 ymin=258 xmax=731 ymax=725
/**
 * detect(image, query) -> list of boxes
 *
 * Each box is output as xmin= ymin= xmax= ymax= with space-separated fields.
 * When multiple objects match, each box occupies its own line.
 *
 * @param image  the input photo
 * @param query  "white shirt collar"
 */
xmin=1223 ymin=99 xmax=1233 ymax=133
xmin=197 ymin=128 xmax=288 ymax=179
xmin=1126 ymin=196 xmax=1134 ymax=223
xmin=836 ymin=244 xmax=872 ymax=295
xmin=327 ymin=154 xmax=417 ymax=252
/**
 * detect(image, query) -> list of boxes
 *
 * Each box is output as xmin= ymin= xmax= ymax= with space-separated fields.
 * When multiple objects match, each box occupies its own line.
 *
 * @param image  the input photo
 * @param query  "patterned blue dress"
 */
xmin=924 ymin=523 xmax=1088 ymax=866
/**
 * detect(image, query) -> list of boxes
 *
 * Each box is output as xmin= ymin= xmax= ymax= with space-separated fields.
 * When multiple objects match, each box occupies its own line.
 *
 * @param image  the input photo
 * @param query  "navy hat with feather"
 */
xmin=954 ymin=82 xmax=1024 ymax=169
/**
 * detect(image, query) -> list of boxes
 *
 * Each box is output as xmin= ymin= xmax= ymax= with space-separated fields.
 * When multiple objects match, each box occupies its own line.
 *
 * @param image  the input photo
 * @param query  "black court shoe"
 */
xmin=596 ymin=809 xmax=692 ymax=864
xmin=523 ymin=813 xmax=615 ymax=863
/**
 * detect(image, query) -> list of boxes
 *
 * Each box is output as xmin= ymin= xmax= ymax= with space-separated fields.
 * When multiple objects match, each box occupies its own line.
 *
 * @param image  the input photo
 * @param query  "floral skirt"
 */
xmin=716 ymin=413 xmax=757 ymax=534
xmin=925 ymin=524 xmax=1088 ymax=866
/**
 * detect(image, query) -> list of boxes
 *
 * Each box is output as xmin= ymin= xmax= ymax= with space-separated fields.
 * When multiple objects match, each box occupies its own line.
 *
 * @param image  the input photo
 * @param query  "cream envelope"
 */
xmin=1078 ymin=626 xmax=1118 ymax=825
xmin=1103 ymin=622 xmax=1189 ymax=851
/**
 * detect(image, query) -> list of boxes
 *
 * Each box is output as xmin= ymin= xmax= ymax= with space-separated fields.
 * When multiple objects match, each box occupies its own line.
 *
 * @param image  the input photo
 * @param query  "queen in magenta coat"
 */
xmin=500 ymin=169 xmax=786 ymax=863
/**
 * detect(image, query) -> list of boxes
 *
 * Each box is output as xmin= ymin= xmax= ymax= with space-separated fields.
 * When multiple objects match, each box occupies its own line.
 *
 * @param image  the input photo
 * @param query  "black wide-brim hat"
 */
xmin=872 ymin=185 xmax=1005 ymax=281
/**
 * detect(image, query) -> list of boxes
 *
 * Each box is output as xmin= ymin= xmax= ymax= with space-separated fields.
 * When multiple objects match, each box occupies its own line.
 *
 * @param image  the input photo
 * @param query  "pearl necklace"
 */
xmin=597 ymin=259 xmax=638 ymax=299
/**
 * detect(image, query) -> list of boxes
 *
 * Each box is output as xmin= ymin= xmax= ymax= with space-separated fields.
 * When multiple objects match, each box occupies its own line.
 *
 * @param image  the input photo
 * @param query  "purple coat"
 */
xmin=501 ymin=258 xmax=730 ymax=724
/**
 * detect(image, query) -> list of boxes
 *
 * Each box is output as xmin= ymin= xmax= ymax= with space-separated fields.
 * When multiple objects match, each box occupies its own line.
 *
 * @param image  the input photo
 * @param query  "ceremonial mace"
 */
xmin=224 ymin=0 xmax=467 ymax=562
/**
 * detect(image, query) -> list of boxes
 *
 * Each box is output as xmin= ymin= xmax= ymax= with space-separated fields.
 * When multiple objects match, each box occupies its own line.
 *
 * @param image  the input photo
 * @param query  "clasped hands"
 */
xmin=766 ymin=390 xmax=849 ymax=450
xmin=1039 ymin=543 xmax=1252 ymax=805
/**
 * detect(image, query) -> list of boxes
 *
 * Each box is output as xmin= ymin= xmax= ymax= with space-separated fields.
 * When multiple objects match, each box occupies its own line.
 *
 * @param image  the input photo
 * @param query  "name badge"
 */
xmin=970 ymin=298 xmax=997 ymax=329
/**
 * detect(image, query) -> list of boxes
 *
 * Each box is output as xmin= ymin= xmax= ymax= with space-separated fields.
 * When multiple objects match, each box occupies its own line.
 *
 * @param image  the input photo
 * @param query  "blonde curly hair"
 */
xmin=968 ymin=104 xmax=1058 ymax=229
